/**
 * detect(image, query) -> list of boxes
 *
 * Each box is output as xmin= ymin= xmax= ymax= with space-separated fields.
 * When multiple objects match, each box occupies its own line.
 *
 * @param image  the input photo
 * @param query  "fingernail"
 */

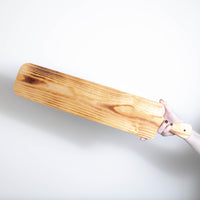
xmin=165 ymin=120 xmax=168 ymax=124
xmin=170 ymin=123 xmax=173 ymax=126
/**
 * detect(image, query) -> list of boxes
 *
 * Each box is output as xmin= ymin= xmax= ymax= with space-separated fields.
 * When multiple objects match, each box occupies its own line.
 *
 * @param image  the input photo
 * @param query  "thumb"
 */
xmin=159 ymin=99 xmax=172 ymax=113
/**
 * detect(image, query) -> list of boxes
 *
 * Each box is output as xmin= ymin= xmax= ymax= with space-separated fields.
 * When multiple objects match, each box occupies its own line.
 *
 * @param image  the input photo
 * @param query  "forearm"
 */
xmin=185 ymin=130 xmax=200 ymax=154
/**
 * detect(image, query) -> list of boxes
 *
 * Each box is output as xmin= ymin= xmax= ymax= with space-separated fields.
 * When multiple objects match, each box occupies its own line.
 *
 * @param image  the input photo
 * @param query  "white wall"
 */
xmin=0 ymin=0 xmax=200 ymax=199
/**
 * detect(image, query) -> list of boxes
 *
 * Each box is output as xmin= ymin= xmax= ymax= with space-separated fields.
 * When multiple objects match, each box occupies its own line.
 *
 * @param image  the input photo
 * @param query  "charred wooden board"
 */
xmin=14 ymin=63 xmax=192 ymax=139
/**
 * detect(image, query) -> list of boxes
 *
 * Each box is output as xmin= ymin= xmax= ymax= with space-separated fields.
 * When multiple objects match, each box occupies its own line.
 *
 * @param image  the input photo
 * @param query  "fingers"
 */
xmin=140 ymin=137 xmax=147 ymax=141
xmin=162 ymin=123 xmax=173 ymax=136
xmin=157 ymin=120 xmax=174 ymax=137
xmin=157 ymin=120 xmax=169 ymax=134
xmin=140 ymin=99 xmax=174 ymax=141
xmin=140 ymin=120 xmax=173 ymax=141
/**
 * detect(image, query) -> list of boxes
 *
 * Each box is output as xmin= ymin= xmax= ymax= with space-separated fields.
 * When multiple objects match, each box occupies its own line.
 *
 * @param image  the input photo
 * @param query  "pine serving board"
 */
xmin=14 ymin=63 xmax=192 ymax=139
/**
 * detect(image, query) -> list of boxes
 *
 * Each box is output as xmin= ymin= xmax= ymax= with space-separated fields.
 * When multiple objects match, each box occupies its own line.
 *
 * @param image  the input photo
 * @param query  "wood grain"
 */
xmin=14 ymin=63 xmax=192 ymax=139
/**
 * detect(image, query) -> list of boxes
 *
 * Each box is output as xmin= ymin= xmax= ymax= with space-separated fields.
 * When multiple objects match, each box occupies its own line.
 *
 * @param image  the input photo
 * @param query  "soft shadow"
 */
xmin=1 ymin=73 xmax=200 ymax=198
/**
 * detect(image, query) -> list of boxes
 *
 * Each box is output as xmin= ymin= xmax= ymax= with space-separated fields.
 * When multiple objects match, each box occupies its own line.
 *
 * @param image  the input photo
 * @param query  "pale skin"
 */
xmin=140 ymin=99 xmax=200 ymax=154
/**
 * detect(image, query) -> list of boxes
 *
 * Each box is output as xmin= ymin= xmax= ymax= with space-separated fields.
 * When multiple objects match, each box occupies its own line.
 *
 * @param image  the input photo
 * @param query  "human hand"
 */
xmin=140 ymin=99 xmax=183 ymax=141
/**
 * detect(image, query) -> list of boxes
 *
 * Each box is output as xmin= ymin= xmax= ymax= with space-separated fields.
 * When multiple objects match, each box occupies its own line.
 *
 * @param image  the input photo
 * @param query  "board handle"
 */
xmin=170 ymin=122 xmax=192 ymax=139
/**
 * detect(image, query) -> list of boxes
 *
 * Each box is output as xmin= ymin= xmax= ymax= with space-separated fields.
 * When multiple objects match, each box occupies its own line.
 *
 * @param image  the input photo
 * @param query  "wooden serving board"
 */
xmin=14 ymin=63 xmax=192 ymax=139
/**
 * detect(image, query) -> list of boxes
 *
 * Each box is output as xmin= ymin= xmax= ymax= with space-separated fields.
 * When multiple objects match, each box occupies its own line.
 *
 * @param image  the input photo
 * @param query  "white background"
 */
xmin=0 ymin=0 xmax=200 ymax=199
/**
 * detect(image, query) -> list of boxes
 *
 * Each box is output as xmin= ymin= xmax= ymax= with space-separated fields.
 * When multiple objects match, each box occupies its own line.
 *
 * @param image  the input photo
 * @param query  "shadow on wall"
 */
xmin=0 ymin=72 xmax=200 ymax=197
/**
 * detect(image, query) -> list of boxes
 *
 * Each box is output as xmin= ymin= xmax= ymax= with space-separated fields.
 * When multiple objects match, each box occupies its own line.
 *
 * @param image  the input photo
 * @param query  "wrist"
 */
xmin=185 ymin=130 xmax=195 ymax=142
